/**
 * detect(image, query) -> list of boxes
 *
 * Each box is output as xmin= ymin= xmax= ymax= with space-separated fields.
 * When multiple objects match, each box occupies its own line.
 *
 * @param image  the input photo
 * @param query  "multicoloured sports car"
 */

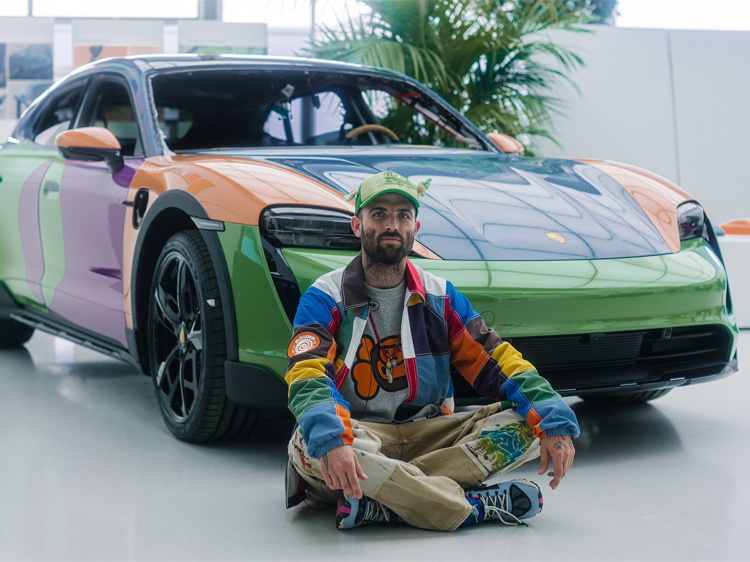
xmin=0 ymin=55 xmax=738 ymax=441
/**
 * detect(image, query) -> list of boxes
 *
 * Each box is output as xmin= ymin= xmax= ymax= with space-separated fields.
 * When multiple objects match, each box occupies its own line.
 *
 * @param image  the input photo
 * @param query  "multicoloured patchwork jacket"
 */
xmin=285 ymin=254 xmax=580 ymax=459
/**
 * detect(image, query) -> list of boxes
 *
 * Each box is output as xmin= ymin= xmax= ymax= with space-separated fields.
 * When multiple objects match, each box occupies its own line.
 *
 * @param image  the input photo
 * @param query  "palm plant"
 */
xmin=577 ymin=0 xmax=618 ymax=24
xmin=309 ymin=0 xmax=592 ymax=150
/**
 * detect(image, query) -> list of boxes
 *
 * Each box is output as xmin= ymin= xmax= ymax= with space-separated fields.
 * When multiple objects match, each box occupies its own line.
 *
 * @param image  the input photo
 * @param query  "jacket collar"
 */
xmin=341 ymin=254 xmax=426 ymax=310
xmin=340 ymin=254 xmax=369 ymax=310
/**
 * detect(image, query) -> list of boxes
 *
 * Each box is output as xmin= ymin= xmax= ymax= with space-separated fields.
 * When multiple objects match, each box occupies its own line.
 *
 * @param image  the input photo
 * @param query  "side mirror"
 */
xmin=55 ymin=127 xmax=124 ymax=173
xmin=486 ymin=133 xmax=524 ymax=157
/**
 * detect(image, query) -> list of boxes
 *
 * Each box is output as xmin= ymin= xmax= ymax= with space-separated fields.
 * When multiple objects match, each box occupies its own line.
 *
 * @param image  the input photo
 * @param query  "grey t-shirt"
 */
xmin=339 ymin=280 xmax=410 ymax=422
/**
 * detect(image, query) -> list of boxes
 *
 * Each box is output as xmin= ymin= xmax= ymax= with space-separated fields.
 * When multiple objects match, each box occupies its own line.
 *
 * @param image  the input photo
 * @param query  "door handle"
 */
xmin=43 ymin=180 xmax=59 ymax=193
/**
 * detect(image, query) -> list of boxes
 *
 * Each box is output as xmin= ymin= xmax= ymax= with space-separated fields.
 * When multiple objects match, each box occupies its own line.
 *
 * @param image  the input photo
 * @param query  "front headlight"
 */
xmin=260 ymin=207 xmax=360 ymax=250
xmin=676 ymin=202 xmax=706 ymax=241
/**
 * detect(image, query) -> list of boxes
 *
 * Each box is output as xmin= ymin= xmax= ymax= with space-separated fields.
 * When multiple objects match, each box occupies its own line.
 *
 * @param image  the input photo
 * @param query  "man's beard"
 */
xmin=361 ymin=228 xmax=414 ymax=265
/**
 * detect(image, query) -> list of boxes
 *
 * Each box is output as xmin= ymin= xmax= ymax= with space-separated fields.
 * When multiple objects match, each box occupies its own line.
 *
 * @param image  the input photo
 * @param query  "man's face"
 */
xmin=351 ymin=193 xmax=421 ymax=265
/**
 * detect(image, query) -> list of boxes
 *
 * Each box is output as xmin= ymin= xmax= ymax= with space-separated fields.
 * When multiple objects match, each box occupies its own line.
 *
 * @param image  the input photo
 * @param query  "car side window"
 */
xmin=87 ymin=80 xmax=143 ymax=157
xmin=32 ymin=86 xmax=86 ymax=147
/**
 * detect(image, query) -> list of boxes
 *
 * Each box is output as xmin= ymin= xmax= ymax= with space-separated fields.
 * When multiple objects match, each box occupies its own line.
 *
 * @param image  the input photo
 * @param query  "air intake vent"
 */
xmin=508 ymin=331 xmax=646 ymax=369
xmin=509 ymin=326 xmax=729 ymax=373
xmin=452 ymin=324 xmax=733 ymax=400
xmin=638 ymin=326 xmax=726 ymax=365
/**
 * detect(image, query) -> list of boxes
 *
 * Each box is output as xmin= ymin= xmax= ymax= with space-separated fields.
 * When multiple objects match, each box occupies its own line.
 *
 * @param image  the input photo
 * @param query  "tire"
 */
xmin=0 ymin=317 xmax=34 ymax=348
xmin=147 ymin=230 xmax=258 ymax=442
xmin=579 ymin=388 xmax=672 ymax=406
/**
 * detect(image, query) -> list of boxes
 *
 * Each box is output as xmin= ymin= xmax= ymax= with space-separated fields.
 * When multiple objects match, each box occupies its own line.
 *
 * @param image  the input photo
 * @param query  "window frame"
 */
xmin=77 ymin=73 xmax=146 ymax=158
xmin=26 ymin=78 xmax=89 ymax=147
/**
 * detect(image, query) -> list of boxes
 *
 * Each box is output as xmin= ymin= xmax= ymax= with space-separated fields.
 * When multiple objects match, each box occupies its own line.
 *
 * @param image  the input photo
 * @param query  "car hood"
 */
xmin=222 ymin=148 xmax=672 ymax=261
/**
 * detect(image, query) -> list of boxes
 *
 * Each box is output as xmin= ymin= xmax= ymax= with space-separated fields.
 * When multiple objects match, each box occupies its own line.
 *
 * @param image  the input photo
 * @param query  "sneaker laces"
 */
xmin=478 ymin=493 xmax=527 ymax=527
xmin=362 ymin=497 xmax=394 ymax=523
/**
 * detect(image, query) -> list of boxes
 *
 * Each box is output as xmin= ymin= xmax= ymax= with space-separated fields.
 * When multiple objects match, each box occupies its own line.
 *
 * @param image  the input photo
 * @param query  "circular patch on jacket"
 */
xmin=288 ymin=332 xmax=321 ymax=356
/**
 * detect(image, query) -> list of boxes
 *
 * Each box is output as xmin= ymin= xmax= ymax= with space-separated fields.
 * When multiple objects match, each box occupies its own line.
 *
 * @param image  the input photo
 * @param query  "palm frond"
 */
xmin=311 ymin=0 xmax=590 ymax=151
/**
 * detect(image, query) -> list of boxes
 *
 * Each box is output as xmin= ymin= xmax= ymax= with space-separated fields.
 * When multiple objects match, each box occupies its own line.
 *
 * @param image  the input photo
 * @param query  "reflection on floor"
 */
xmin=1 ymin=331 xmax=748 ymax=561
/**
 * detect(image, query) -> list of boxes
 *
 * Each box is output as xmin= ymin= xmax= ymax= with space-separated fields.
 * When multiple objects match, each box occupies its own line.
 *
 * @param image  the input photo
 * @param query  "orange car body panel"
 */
xmin=122 ymin=155 xmax=439 ymax=327
xmin=574 ymin=159 xmax=692 ymax=254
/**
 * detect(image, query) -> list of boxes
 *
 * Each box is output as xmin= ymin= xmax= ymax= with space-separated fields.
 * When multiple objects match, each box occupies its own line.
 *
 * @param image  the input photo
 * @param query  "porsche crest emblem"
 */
xmin=546 ymin=232 xmax=566 ymax=244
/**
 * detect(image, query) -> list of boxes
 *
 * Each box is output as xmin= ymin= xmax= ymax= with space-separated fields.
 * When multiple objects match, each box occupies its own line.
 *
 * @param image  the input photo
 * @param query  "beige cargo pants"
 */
xmin=288 ymin=402 xmax=541 ymax=531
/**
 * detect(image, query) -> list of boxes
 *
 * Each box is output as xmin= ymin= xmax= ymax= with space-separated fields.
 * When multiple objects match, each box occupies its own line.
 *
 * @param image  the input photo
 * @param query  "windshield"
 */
xmin=149 ymin=68 xmax=487 ymax=151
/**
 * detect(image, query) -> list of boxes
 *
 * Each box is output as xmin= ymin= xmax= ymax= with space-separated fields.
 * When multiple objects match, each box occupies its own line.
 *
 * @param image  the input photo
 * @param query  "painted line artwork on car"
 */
xmin=0 ymin=55 xmax=738 ymax=441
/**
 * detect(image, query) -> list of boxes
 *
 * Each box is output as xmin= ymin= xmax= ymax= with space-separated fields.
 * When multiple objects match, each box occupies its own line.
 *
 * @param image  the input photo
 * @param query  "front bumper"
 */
xmin=217 ymin=226 xmax=738 ymax=407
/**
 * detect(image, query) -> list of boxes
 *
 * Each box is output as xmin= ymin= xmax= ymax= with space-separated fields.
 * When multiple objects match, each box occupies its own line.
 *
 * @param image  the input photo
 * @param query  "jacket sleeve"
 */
xmin=445 ymin=281 xmax=580 ymax=438
xmin=285 ymin=285 xmax=354 ymax=459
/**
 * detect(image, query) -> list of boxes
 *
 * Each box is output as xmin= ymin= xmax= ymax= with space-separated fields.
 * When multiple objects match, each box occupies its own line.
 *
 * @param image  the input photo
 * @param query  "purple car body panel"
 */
xmin=45 ymin=159 xmax=142 ymax=346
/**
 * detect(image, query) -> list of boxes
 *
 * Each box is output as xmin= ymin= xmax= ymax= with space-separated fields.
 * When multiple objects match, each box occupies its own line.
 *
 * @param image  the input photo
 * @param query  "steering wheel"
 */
xmin=345 ymin=124 xmax=399 ymax=142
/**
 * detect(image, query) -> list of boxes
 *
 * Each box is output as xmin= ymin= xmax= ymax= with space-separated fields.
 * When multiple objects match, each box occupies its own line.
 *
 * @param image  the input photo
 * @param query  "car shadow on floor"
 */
xmin=196 ymin=399 xmax=685 ymax=476
xmin=33 ymin=359 xmax=143 ymax=379
xmin=12 ymin=337 xmax=686 ymax=473
xmin=0 ymin=346 xmax=36 ymax=372
xmin=569 ymin=400 xmax=683 ymax=464
xmin=195 ymin=413 xmax=296 ymax=461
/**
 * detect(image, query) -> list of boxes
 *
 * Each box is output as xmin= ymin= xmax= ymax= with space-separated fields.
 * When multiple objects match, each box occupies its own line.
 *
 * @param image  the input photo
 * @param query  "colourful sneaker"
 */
xmin=336 ymin=493 xmax=402 ymax=529
xmin=465 ymin=480 xmax=543 ymax=526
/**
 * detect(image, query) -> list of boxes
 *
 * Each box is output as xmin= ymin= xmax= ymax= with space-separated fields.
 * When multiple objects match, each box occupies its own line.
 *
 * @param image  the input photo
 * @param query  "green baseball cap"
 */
xmin=345 ymin=170 xmax=431 ymax=215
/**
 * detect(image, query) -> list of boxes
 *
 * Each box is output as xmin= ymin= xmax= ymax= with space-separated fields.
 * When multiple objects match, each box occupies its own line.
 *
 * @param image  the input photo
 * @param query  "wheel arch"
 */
xmin=129 ymin=189 xmax=239 ymax=376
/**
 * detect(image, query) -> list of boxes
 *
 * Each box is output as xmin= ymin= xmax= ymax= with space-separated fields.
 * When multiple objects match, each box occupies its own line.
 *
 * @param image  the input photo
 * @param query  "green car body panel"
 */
xmin=218 ymin=223 xmax=295 ymax=374
xmin=0 ymin=144 xmax=59 ymax=311
xmin=216 ymin=230 xmax=736 ymax=387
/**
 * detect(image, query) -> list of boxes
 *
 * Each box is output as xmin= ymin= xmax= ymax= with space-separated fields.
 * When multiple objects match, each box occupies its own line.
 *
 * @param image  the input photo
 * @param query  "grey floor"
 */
xmin=1 ymin=331 xmax=749 ymax=562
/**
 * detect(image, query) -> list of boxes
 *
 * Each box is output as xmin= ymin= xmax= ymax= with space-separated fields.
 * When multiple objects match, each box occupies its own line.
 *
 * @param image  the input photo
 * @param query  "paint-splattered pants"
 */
xmin=288 ymin=402 xmax=540 ymax=531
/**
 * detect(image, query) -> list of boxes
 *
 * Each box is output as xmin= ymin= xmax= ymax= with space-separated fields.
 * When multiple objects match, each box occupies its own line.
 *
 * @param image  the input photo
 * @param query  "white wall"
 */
xmin=268 ymin=27 xmax=311 ymax=57
xmin=536 ymin=26 xmax=750 ymax=226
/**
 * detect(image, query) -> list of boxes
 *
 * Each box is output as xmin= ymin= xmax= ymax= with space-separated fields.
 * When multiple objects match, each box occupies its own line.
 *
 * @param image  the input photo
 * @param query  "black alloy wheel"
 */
xmin=148 ymin=230 xmax=257 ymax=441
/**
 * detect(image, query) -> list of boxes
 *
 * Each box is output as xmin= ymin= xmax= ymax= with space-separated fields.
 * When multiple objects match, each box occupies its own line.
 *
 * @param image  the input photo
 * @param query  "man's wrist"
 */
xmin=543 ymin=429 xmax=577 ymax=438
xmin=310 ymin=436 xmax=347 ymax=460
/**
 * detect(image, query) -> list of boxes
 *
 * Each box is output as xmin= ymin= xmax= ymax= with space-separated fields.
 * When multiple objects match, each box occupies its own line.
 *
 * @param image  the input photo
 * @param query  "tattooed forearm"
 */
xmin=322 ymin=452 xmax=329 ymax=470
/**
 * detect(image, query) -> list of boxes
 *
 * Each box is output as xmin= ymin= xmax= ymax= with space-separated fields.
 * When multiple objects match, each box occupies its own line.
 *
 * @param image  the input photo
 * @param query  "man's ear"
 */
xmin=415 ymin=219 xmax=421 ymax=235
xmin=351 ymin=215 xmax=363 ymax=239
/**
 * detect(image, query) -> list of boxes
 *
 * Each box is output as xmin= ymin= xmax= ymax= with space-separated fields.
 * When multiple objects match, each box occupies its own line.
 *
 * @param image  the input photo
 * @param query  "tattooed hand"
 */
xmin=538 ymin=435 xmax=575 ymax=490
xmin=319 ymin=445 xmax=368 ymax=499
